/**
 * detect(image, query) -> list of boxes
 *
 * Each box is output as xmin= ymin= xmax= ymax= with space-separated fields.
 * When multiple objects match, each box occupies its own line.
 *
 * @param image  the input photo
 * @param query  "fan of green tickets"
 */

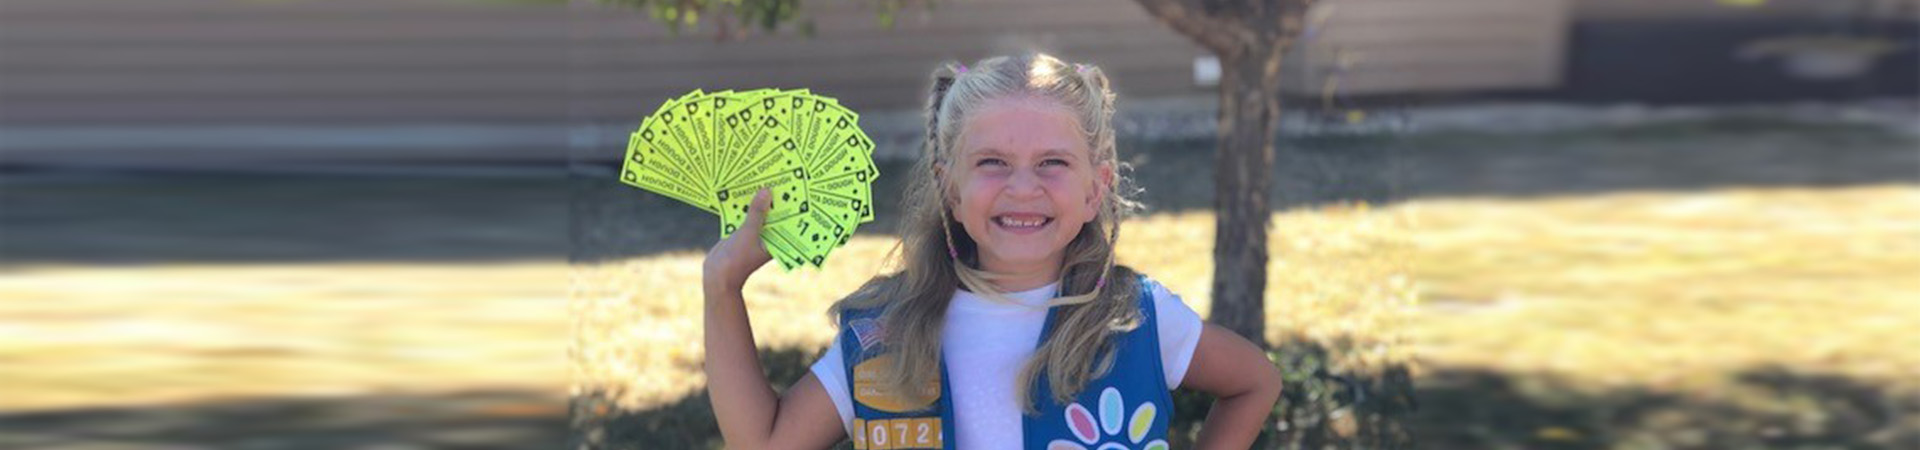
xmin=620 ymin=89 xmax=879 ymax=271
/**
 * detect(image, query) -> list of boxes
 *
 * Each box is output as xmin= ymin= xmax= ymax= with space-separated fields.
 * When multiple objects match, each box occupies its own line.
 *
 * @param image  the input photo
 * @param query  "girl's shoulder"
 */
xmin=1120 ymin=268 xmax=1191 ymax=312
xmin=1114 ymin=265 xmax=1163 ymax=294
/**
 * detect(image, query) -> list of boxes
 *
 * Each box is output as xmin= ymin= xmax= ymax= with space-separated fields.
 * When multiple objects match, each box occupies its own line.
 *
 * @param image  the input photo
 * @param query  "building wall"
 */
xmin=1279 ymin=0 xmax=1570 ymax=96
xmin=0 ymin=0 xmax=1211 ymax=126
xmin=0 ymin=0 xmax=1619 ymax=126
xmin=2 ymin=0 xmax=1910 ymax=164
xmin=5 ymin=0 xmax=1911 ymax=124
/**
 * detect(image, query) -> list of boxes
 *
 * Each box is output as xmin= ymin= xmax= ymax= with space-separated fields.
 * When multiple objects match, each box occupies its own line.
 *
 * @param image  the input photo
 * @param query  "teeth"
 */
xmin=996 ymin=216 xmax=1048 ymax=228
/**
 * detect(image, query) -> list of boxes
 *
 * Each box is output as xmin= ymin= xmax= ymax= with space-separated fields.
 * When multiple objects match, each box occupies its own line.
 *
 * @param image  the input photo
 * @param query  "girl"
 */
xmin=703 ymin=53 xmax=1282 ymax=450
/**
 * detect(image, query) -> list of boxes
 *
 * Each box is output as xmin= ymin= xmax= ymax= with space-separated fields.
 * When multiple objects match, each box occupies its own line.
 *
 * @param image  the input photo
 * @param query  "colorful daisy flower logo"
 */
xmin=1047 ymin=387 xmax=1168 ymax=450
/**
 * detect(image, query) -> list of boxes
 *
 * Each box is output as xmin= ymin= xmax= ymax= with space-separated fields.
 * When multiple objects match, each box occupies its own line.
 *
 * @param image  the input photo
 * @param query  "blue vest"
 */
xmin=836 ymin=275 xmax=1172 ymax=450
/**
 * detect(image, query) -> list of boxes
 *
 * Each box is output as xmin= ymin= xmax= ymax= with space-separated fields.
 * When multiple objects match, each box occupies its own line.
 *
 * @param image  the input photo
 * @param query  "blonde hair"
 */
xmin=831 ymin=53 xmax=1144 ymax=413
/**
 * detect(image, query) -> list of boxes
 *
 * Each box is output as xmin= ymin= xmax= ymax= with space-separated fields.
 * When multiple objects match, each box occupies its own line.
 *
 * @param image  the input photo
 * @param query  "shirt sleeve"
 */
xmin=1150 ymin=280 xmax=1205 ymax=388
xmin=808 ymin=341 xmax=855 ymax=434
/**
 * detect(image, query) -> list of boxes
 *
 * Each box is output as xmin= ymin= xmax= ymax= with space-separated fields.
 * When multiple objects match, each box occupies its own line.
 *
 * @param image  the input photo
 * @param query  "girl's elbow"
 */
xmin=1257 ymin=362 xmax=1284 ymax=399
xmin=1216 ymin=360 xmax=1284 ymax=401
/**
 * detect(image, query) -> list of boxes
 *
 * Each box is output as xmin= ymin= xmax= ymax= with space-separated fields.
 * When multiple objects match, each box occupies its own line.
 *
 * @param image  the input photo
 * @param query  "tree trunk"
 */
xmin=1125 ymin=0 xmax=1303 ymax=347
xmin=1208 ymin=48 xmax=1285 ymax=347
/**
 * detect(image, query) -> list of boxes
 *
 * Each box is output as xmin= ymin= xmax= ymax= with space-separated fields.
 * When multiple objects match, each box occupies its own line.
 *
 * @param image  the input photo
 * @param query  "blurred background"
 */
xmin=1 ymin=0 xmax=1916 ymax=449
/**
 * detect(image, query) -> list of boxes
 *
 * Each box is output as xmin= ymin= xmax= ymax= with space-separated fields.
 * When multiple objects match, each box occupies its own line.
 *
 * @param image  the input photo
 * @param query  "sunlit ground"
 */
xmin=1406 ymin=186 xmax=1920 ymax=389
xmin=0 ymin=262 xmax=568 ymax=412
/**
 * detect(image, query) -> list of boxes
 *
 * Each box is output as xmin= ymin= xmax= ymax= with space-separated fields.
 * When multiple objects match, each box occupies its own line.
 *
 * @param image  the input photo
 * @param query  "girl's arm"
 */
xmin=1180 ymin=323 xmax=1285 ymax=449
xmin=703 ymin=188 xmax=847 ymax=450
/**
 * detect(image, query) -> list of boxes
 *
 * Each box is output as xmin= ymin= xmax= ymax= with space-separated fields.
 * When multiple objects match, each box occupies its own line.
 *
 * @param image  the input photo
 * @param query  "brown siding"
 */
xmin=1280 ymin=0 xmax=1570 ymax=95
xmin=4 ymin=0 xmax=1909 ymax=128
xmin=0 ymin=0 xmax=1208 ymax=125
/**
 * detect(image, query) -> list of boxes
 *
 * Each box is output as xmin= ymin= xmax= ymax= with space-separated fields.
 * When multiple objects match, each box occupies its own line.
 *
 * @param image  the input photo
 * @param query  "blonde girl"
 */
xmin=703 ymin=53 xmax=1282 ymax=450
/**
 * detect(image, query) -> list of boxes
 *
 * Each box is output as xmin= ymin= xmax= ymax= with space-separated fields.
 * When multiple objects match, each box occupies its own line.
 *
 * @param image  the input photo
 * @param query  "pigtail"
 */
xmin=927 ymin=62 xmax=963 ymax=263
xmin=1045 ymin=61 xmax=1126 ymax=307
xmin=926 ymin=61 xmax=969 ymax=160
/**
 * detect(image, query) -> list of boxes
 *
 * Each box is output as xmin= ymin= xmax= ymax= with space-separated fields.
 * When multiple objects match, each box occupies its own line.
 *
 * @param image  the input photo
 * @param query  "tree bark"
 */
xmin=1208 ymin=47 xmax=1285 ymax=346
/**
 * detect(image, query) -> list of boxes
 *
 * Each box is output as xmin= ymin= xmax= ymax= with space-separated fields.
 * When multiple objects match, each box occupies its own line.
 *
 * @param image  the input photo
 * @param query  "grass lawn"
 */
xmin=572 ymin=119 xmax=1920 ymax=449
xmin=572 ymin=183 xmax=1920 ymax=449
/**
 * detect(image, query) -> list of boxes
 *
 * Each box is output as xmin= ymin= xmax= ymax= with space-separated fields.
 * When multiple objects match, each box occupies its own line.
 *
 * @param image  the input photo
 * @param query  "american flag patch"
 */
xmin=850 ymin=318 xmax=885 ymax=350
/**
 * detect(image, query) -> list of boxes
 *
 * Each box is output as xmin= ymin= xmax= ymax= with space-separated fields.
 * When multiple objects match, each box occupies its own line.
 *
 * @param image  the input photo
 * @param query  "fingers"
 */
xmin=741 ymin=187 xmax=772 ymax=233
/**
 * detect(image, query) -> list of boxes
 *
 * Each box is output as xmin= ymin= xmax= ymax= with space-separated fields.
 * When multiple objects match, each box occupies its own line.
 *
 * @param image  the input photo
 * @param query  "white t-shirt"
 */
xmin=808 ymin=278 xmax=1204 ymax=450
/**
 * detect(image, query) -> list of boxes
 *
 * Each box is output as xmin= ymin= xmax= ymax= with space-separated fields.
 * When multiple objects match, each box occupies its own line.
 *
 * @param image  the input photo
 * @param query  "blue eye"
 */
xmin=976 ymin=158 xmax=1007 ymax=167
xmin=1041 ymin=158 xmax=1069 ymax=167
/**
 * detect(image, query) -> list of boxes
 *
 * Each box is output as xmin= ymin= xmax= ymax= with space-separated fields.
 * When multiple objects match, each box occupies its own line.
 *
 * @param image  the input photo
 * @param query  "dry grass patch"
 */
xmin=1405 ymin=185 xmax=1920 ymax=395
xmin=0 ymin=262 xmax=568 ymax=412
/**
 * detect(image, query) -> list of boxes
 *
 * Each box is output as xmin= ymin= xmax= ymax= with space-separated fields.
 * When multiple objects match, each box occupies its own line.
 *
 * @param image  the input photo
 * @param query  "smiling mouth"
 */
xmin=992 ymin=214 xmax=1054 ymax=232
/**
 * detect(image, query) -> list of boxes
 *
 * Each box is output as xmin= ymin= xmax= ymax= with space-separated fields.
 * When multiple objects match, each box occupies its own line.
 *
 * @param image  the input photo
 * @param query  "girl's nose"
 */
xmin=1003 ymin=168 xmax=1045 ymax=199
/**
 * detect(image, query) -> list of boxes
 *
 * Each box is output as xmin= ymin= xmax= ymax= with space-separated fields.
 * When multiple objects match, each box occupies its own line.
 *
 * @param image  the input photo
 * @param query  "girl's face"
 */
xmin=948 ymin=96 xmax=1111 ymax=274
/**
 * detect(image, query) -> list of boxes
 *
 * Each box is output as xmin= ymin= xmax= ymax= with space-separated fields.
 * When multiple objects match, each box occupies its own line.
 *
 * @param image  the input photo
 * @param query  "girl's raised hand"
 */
xmin=699 ymin=187 xmax=849 ymax=448
xmin=703 ymin=187 xmax=773 ymax=293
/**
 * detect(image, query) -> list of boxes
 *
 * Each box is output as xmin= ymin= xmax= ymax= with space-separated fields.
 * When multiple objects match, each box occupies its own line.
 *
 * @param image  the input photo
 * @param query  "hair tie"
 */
xmin=955 ymin=63 xmax=968 ymax=74
xmin=1074 ymin=63 xmax=1091 ymax=74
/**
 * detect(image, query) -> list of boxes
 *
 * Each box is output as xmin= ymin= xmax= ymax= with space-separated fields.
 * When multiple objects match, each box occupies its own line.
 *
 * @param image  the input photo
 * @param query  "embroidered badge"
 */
xmin=852 ymin=355 xmax=940 ymax=413
xmin=1047 ymin=387 xmax=1167 ymax=450
xmin=852 ymin=417 xmax=942 ymax=449
xmin=851 ymin=317 xmax=885 ymax=351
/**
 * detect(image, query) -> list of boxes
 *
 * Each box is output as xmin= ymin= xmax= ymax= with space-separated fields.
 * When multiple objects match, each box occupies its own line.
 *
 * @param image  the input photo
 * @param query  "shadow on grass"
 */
xmin=1409 ymin=367 xmax=1920 ymax=450
xmin=576 ymin=342 xmax=1920 ymax=450
xmin=571 ymin=346 xmax=836 ymax=450
xmin=1123 ymin=118 xmax=1919 ymax=217
xmin=570 ymin=341 xmax=1414 ymax=450
xmin=0 ymin=175 xmax=568 ymax=266
xmin=0 ymin=389 xmax=566 ymax=449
